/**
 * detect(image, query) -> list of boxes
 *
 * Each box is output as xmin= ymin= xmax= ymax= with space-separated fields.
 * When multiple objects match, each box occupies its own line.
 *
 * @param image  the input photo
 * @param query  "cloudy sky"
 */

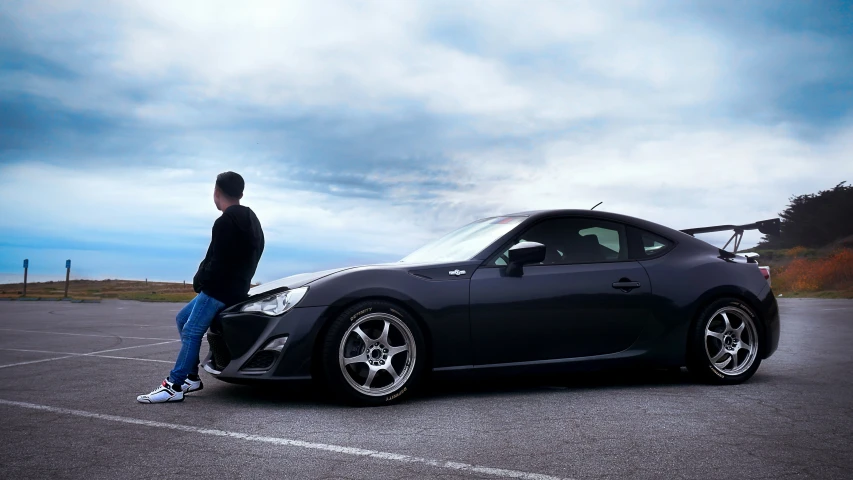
xmin=1 ymin=0 xmax=851 ymax=283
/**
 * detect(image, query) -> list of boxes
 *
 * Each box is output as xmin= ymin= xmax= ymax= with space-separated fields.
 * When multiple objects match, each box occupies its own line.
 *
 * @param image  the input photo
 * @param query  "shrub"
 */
xmin=774 ymin=248 xmax=853 ymax=292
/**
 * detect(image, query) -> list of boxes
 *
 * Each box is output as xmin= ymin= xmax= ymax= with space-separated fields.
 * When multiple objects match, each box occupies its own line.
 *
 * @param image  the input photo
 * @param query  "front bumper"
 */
xmin=202 ymin=305 xmax=329 ymax=382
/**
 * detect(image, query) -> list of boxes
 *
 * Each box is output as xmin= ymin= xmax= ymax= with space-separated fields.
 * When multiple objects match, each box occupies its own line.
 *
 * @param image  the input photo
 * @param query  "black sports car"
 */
xmin=203 ymin=210 xmax=781 ymax=406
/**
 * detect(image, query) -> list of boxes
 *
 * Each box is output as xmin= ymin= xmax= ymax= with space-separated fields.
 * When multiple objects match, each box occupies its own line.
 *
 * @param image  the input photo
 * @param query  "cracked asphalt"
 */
xmin=0 ymin=298 xmax=851 ymax=479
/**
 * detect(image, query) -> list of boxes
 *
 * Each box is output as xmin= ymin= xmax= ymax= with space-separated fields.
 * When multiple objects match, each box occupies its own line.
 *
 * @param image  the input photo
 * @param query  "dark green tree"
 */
xmin=759 ymin=182 xmax=853 ymax=248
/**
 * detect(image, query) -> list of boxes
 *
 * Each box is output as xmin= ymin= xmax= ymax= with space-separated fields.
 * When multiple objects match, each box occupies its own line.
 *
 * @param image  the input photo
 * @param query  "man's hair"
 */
xmin=216 ymin=171 xmax=245 ymax=198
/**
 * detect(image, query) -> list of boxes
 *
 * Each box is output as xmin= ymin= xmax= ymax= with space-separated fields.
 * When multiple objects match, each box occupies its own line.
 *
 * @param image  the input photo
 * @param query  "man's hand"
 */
xmin=192 ymin=262 xmax=204 ymax=293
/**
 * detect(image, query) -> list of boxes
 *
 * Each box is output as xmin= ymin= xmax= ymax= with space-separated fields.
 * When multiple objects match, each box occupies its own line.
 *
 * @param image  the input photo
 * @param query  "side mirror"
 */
xmin=506 ymin=241 xmax=546 ymax=277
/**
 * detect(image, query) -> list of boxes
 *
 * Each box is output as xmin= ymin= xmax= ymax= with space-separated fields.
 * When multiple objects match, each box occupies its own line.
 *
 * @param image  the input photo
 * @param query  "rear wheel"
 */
xmin=688 ymin=298 xmax=763 ymax=384
xmin=321 ymin=301 xmax=425 ymax=406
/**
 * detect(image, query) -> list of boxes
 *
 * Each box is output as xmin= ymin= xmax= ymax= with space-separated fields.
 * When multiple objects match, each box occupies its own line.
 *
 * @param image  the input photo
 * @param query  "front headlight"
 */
xmin=241 ymin=287 xmax=308 ymax=316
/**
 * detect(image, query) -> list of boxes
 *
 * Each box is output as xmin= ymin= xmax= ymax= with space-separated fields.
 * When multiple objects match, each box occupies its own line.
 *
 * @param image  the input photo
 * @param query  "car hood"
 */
xmin=248 ymin=267 xmax=357 ymax=296
xmin=249 ymin=259 xmax=482 ymax=298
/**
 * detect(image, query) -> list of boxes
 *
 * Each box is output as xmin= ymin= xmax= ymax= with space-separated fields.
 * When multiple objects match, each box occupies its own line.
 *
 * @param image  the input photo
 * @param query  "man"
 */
xmin=138 ymin=171 xmax=265 ymax=403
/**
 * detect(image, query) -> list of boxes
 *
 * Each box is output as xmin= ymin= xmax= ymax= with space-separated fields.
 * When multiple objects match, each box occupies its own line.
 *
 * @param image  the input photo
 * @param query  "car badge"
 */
xmin=449 ymin=269 xmax=466 ymax=276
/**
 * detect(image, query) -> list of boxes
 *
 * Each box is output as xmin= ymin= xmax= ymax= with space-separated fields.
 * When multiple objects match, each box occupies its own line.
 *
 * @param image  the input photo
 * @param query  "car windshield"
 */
xmin=400 ymin=216 xmax=525 ymax=264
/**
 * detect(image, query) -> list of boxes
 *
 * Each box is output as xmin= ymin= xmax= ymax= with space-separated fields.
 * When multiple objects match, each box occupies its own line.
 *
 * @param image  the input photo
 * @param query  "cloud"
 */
xmin=1 ymin=0 xmax=852 ymax=281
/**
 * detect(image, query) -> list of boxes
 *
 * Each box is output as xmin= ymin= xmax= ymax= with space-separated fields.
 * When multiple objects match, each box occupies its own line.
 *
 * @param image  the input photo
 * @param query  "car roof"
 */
xmin=501 ymin=209 xmax=695 ymax=241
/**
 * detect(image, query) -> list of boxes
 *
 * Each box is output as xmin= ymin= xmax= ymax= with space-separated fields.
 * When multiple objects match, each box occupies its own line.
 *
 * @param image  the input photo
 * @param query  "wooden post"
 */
xmin=64 ymin=259 xmax=71 ymax=298
xmin=23 ymin=259 xmax=28 ymax=297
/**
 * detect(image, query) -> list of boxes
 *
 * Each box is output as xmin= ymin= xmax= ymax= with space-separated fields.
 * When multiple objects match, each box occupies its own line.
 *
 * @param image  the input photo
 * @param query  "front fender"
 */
xmin=300 ymin=268 xmax=474 ymax=369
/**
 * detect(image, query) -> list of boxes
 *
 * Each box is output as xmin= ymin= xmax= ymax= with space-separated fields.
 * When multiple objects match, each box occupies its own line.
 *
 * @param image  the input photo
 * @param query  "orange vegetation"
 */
xmin=774 ymin=248 xmax=853 ymax=292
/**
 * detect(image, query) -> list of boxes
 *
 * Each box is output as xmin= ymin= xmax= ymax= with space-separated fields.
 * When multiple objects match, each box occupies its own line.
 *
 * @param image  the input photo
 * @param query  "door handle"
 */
xmin=612 ymin=280 xmax=641 ymax=292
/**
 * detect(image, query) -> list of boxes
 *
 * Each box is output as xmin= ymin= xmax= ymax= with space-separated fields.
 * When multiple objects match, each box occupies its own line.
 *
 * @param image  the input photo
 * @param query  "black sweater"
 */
xmin=193 ymin=205 xmax=265 ymax=307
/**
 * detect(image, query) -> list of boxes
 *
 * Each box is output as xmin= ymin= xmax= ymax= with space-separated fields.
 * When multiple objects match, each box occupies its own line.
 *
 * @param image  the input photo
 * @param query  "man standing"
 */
xmin=138 ymin=171 xmax=265 ymax=403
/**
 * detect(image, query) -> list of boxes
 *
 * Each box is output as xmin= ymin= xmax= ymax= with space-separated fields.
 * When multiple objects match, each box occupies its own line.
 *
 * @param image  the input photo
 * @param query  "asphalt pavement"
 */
xmin=0 ymin=298 xmax=851 ymax=479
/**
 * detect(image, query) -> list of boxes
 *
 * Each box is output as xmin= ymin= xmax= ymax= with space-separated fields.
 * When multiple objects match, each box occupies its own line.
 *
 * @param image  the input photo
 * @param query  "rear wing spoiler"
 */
xmin=681 ymin=218 xmax=780 ymax=254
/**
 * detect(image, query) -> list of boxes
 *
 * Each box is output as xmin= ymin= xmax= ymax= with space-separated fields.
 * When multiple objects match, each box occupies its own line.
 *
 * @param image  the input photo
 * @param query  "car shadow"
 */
xmin=419 ymin=367 xmax=696 ymax=400
xmin=210 ymin=379 xmax=329 ymax=409
xmin=209 ymin=367 xmax=707 ymax=408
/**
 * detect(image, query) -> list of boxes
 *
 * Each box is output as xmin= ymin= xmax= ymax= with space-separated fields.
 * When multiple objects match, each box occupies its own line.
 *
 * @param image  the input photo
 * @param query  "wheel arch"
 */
xmin=685 ymin=286 xmax=767 ymax=358
xmin=310 ymin=295 xmax=434 ymax=379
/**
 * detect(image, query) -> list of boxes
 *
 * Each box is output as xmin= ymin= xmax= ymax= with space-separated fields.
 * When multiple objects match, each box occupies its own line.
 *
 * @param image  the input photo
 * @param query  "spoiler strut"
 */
xmin=681 ymin=218 xmax=780 ymax=254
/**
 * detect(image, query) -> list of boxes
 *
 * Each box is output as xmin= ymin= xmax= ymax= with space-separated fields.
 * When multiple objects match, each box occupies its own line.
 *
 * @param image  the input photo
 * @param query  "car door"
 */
xmin=469 ymin=217 xmax=655 ymax=366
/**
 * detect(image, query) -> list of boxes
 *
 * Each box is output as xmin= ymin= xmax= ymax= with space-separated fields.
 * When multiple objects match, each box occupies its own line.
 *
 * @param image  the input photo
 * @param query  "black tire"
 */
xmin=687 ymin=297 xmax=764 ymax=384
xmin=321 ymin=300 xmax=426 ymax=406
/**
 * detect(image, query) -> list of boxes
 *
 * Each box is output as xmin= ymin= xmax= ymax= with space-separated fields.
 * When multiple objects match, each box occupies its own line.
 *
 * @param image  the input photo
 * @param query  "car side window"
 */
xmin=492 ymin=218 xmax=628 ymax=266
xmin=637 ymin=230 xmax=672 ymax=257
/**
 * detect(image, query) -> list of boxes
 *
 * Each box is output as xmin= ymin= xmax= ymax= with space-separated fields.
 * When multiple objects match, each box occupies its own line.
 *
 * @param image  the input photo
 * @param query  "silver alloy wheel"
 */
xmin=704 ymin=306 xmax=759 ymax=376
xmin=338 ymin=312 xmax=416 ymax=397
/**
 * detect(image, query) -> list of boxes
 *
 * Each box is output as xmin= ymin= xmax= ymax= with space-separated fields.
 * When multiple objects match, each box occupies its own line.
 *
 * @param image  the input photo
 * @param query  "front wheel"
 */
xmin=321 ymin=301 xmax=426 ymax=406
xmin=687 ymin=298 xmax=763 ymax=384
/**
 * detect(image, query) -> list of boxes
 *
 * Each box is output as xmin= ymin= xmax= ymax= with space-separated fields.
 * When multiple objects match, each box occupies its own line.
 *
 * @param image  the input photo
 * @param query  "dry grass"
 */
xmin=776 ymin=289 xmax=853 ymax=299
xmin=0 ymin=279 xmax=197 ymax=302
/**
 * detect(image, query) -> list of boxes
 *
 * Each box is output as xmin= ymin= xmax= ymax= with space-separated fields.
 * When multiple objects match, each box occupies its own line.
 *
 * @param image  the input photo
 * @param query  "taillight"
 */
xmin=758 ymin=266 xmax=771 ymax=286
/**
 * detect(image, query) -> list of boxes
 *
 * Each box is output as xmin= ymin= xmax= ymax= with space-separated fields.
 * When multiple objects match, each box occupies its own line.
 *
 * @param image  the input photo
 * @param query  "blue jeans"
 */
xmin=169 ymin=292 xmax=225 ymax=387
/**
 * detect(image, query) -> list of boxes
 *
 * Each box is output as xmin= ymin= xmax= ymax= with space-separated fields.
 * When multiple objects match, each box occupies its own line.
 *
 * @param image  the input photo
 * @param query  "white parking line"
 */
xmin=0 ymin=355 xmax=77 ymax=369
xmin=0 ymin=348 xmax=174 ymax=365
xmin=91 ymin=354 xmax=172 ymax=364
xmin=0 ymin=328 xmax=176 ymax=341
xmin=0 ymin=341 xmax=179 ymax=369
xmin=0 ymin=399 xmax=568 ymax=480
xmin=94 ymin=341 xmax=178 ymax=354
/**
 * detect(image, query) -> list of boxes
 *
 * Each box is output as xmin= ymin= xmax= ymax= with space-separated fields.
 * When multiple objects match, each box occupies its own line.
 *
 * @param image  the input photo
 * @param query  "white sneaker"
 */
xmin=183 ymin=377 xmax=203 ymax=393
xmin=137 ymin=379 xmax=184 ymax=403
